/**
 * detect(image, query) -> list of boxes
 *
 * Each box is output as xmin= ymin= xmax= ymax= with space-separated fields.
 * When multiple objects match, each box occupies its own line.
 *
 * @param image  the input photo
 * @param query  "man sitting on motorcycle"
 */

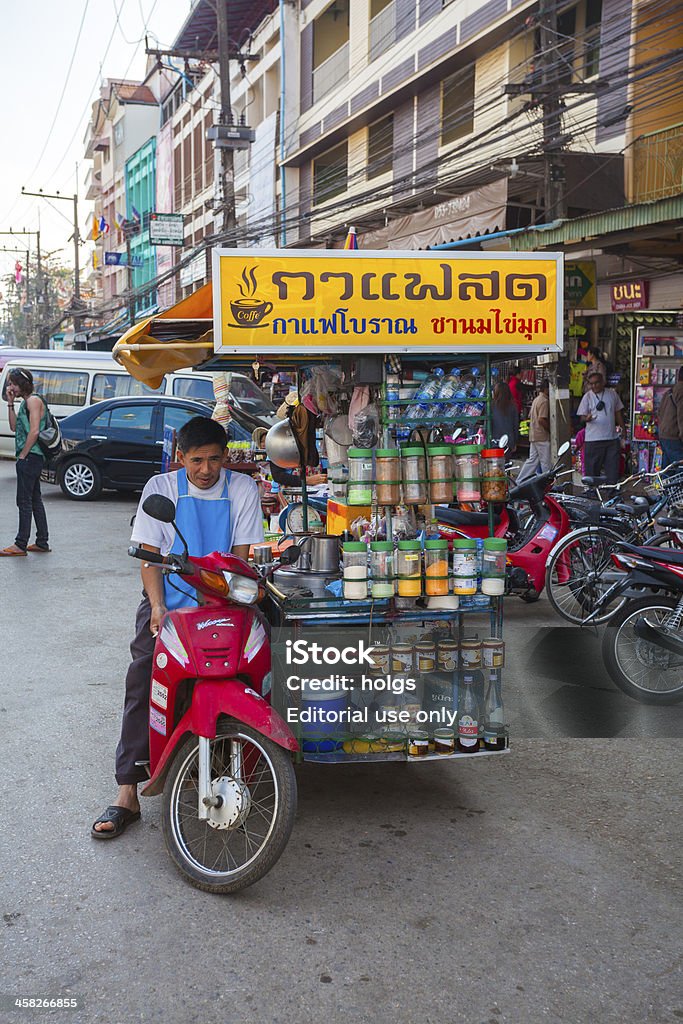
xmin=92 ymin=416 xmax=265 ymax=838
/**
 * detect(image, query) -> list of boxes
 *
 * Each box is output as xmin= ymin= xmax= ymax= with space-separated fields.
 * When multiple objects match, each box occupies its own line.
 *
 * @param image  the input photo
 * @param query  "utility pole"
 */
xmin=504 ymin=0 xmax=608 ymax=222
xmin=538 ymin=0 xmax=566 ymax=221
xmin=216 ymin=1 xmax=237 ymax=242
xmin=21 ymin=189 xmax=85 ymax=337
xmin=123 ymin=223 xmax=137 ymax=327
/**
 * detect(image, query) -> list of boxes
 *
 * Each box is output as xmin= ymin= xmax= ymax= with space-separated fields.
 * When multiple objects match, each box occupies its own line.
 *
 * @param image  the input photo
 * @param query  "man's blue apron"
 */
xmin=163 ymin=468 xmax=232 ymax=610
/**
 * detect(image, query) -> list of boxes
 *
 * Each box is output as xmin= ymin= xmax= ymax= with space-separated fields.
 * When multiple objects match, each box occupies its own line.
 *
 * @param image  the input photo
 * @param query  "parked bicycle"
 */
xmin=544 ymin=463 xmax=683 ymax=625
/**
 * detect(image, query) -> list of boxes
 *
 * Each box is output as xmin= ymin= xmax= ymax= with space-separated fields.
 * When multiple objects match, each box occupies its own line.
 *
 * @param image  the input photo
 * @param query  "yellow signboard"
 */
xmin=212 ymin=249 xmax=563 ymax=355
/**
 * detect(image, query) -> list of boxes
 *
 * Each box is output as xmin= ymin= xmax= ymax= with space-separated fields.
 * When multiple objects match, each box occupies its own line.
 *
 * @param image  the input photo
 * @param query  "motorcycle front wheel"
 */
xmin=162 ymin=718 xmax=297 ymax=893
xmin=602 ymin=596 xmax=683 ymax=704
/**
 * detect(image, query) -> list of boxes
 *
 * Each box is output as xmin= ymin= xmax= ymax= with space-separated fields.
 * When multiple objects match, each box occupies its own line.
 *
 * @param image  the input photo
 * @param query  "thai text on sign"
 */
xmin=212 ymin=249 xmax=563 ymax=355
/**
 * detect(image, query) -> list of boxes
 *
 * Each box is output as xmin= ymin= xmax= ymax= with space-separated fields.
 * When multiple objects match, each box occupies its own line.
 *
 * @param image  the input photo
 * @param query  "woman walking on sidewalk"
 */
xmin=0 ymin=367 xmax=51 ymax=556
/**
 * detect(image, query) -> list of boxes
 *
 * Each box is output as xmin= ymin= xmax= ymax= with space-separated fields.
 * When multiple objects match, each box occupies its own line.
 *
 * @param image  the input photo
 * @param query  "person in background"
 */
xmin=657 ymin=365 xmax=683 ymax=468
xmin=1 ymin=367 xmax=50 ymax=556
xmin=492 ymin=381 xmax=519 ymax=454
xmin=516 ymin=379 xmax=551 ymax=482
xmin=583 ymin=347 xmax=607 ymax=392
xmin=577 ymin=371 xmax=624 ymax=484
xmin=507 ymin=364 xmax=524 ymax=415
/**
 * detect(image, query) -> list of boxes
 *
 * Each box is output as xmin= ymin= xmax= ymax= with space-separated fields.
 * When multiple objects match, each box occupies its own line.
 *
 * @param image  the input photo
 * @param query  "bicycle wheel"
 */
xmin=545 ymin=526 xmax=626 ymax=625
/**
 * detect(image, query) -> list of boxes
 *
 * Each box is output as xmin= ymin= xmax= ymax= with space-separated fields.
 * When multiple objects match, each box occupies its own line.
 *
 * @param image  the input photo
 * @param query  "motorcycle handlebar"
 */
xmin=128 ymin=545 xmax=167 ymax=565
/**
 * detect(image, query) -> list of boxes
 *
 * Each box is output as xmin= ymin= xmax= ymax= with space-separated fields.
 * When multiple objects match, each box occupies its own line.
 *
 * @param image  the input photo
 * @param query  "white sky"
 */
xmin=0 ymin=0 xmax=193 ymax=282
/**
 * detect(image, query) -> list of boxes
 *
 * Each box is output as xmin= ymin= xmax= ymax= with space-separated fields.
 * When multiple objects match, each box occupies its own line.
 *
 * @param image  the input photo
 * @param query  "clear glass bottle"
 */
xmin=453 ymin=444 xmax=481 ymax=503
xmin=427 ymin=444 xmax=453 ymax=503
xmin=347 ymin=448 xmax=374 ymax=506
xmin=375 ymin=449 xmax=401 ymax=506
xmin=370 ymin=541 xmax=395 ymax=598
xmin=452 ymin=538 xmax=477 ymax=595
xmin=401 ymin=447 xmax=428 ymax=505
xmin=342 ymin=541 xmax=368 ymax=600
xmin=480 ymin=448 xmax=508 ymax=502
xmin=396 ymin=540 xmax=422 ymax=597
xmin=481 ymin=538 xmax=507 ymax=595
xmin=483 ymin=671 xmax=506 ymax=750
xmin=424 ymin=538 xmax=449 ymax=596
xmin=457 ymin=672 xmax=481 ymax=753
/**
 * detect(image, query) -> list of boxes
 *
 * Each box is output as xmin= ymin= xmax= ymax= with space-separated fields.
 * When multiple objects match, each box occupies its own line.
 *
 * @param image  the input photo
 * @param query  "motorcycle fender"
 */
xmin=141 ymin=679 xmax=298 ymax=797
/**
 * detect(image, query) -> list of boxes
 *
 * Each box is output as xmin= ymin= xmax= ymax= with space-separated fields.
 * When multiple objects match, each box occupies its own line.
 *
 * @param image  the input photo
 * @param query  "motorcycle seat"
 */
xmin=619 ymin=541 xmax=683 ymax=566
xmin=439 ymin=507 xmax=502 ymax=528
xmin=581 ymin=476 xmax=610 ymax=487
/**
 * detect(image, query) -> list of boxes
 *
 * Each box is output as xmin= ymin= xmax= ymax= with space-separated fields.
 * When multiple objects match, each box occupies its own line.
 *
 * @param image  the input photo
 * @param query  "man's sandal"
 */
xmin=91 ymin=806 xmax=141 ymax=840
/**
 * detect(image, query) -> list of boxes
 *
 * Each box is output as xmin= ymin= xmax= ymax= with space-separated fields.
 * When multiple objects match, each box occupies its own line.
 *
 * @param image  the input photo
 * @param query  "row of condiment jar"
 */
xmin=342 ymin=537 xmax=507 ymax=600
xmin=347 ymin=445 xmax=508 ymax=506
xmin=368 ymin=636 xmax=505 ymax=675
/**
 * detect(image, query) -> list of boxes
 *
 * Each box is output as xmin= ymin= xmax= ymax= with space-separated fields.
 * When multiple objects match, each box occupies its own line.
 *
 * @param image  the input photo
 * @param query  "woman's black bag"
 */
xmin=37 ymin=398 xmax=62 ymax=459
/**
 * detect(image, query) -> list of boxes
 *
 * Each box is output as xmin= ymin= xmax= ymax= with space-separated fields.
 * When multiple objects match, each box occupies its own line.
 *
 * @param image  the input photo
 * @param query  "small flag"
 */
xmin=343 ymin=225 xmax=358 ymax=250
xmin=99 ymin=215 xmax=110 ymax=235
xmin=114 ymin=211 xmax=126 ymax=230
xmin=14 ymin=261 xmax=23 ymax=284
xmin=132 ymin=206 xmax=141 ymax=223
xmin=93 ymin=251 xmax=99 ymax=270
xmin=92 ymin=214 xmax=100 ymax=241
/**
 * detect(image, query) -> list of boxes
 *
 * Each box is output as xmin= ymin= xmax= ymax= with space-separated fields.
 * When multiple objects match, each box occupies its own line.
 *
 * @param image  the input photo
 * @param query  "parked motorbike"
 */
xmin=592 ymin=528 xmax=683 ymax=703
xmin=437 ymin=442 xmax=572 ymax=601
xmin=128 ymin=493 xmax=299 ymax=894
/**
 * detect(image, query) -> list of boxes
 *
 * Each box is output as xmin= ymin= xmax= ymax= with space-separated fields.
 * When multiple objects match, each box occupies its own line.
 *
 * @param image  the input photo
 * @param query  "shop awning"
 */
xmin=112 ymin=282 xmax=215 ymax=388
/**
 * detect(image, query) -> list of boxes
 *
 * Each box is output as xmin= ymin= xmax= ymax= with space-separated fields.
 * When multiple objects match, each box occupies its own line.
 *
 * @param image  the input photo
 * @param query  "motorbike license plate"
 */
xmin=538 ymin=524 xmax=558 ymax=543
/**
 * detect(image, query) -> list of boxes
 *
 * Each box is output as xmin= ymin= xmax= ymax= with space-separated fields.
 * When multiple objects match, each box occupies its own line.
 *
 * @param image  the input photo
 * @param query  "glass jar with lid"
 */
xmin=370 ymin=541 xmax=395 ymax=598
xmin=480 ymin=448 xmax=508 ymax=503
xmin=452 ymin=537 xmax=477 ymax=595
xmin=401 ymin=447 xmax=428 ymax=505
xmin=453 ymin=444 xmax=481 ymax=503
xmin=342 ymin=541 xmax=368 ymax=600
xmin=427 ymin=445 xmax=453 ymax=503
xmin=481 ymin=538 xmax=507 ymax=595
xmin=424 ymin=538 xmax=449 ymax=596
xmin=375 ymin=449 xmax=401 ymax=506
xmin=396 ymin=540 xmax=422 ymax=597
xmin=347 ymin=448 xmax=374 ymax=506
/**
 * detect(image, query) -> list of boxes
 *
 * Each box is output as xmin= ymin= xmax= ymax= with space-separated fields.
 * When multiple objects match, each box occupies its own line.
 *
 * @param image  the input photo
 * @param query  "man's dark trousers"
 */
xmin=584 ymin=439 xmax=620 ymax=484
xmin=115 ymin=596 xmax=155 ymax=785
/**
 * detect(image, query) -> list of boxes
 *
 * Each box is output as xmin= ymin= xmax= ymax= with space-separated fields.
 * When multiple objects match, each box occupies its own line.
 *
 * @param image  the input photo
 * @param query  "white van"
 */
xmin=0 ymin=351 xmax=274 ymax=458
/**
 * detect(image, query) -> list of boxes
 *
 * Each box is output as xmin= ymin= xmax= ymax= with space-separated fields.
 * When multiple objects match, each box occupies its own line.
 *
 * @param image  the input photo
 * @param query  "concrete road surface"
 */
xmin=0 ymin=460 xmax=680 ymax=1024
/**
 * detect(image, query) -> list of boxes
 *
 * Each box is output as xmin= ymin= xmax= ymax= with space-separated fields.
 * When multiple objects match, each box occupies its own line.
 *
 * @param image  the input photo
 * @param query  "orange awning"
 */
xmin=112 ymin=282 xmax=215 ymax=388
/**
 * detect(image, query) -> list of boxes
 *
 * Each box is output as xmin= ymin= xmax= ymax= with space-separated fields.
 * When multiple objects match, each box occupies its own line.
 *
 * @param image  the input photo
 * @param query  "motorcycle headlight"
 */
xmin=222 ymin=571 xmax=260 ymax=605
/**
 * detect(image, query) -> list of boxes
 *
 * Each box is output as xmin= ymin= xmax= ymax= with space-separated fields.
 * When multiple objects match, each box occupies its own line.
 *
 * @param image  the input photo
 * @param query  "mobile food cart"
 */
xmin=113 ymin=247 xmax=563 ymax=890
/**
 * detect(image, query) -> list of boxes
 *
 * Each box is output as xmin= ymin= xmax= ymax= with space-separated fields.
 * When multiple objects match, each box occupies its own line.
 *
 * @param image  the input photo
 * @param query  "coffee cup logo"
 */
xmin=228 ymin=265 xmax=273 ymax=328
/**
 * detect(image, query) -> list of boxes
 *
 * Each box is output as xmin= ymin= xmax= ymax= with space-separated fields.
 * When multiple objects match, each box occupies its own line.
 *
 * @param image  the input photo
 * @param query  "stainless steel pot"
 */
xmin=308 ymin=535 xmax=341 ymax=573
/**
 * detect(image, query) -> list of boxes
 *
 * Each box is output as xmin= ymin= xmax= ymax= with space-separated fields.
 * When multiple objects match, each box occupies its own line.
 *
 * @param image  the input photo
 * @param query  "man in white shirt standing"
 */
xmin=576 ymin=372 xmax=625 ymax=485
xmin=92 ymin=417 xmax=264 ymax=838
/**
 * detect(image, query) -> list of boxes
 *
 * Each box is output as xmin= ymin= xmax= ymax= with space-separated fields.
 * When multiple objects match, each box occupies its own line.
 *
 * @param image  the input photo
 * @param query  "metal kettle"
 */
xmin=295 ymin=534 xmax=341 ymax=573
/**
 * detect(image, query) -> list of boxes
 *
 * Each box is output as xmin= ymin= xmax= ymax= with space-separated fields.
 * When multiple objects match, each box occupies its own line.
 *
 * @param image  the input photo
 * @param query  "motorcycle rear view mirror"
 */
xmin=142 ymin=494 xmax=177 ymax=523
xmin=557 ymin=441 xmax=571 ymax=458
xmin=497 ymin=433 xmax=509 ymax=450
xmin=450 ymin=427 xmax=463 ymax=441
xmin=141 ymin=494 xmax=189 ymax=560
xmin=279 ymin=545 xmax=301 ymax=566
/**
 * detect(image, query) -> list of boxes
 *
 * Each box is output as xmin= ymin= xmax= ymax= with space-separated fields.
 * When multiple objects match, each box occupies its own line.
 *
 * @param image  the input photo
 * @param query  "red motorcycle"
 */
xmin=436 ymin=443 xmax=572 ymax=600
xmin=128 ymin=493 xmax=299 ymax=894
